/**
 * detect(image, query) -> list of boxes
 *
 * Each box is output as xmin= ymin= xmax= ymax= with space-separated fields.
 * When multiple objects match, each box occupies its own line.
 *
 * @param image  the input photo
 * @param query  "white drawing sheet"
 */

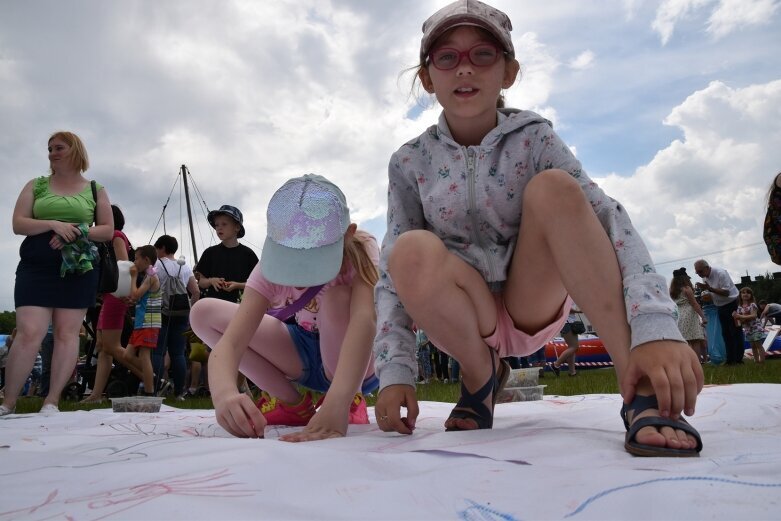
xmin=1 ymin=384 xmax=779 ymax=520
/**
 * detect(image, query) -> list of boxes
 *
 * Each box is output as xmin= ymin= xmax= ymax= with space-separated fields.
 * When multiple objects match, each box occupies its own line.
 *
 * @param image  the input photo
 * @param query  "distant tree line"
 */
xmin=0 ymin=311 xmax=16 ymax=334
xmin=738 ymin=272 xmax=781 ymax=305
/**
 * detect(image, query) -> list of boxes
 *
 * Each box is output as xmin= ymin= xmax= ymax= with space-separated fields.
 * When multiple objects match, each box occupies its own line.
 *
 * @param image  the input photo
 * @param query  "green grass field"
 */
xmin=8 ymin=358 xmax=779 ymax=414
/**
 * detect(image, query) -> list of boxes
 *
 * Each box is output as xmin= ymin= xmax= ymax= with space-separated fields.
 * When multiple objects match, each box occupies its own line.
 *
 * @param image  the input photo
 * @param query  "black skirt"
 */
xmin=15 ymin=232 xmax=99 ymax=309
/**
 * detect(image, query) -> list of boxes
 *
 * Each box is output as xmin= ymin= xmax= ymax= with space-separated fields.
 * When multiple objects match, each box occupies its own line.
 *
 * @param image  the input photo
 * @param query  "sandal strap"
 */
xmin=626 ymin=415 xmax=703 ymax=453
xmin=620 ymin=394 xmax=659 ymax=430
xmin=446 ymin=349 xmax=505 ymax=431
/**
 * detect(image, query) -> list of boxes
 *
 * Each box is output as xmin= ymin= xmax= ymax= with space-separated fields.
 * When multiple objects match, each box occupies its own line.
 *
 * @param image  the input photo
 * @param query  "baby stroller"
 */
xmin=71 ymin=303 xmax=140 ymax=400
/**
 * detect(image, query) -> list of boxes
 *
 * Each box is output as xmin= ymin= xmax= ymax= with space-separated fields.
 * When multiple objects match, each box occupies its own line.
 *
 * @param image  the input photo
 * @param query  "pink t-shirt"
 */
xmin=245 ymin=231 xmax=379 ymax=332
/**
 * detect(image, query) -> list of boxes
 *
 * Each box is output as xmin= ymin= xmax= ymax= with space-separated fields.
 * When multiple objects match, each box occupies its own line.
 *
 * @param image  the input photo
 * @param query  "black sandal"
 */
xmin=445 ymin=349 xmax=510 ymax=431
xmin=621 ymin=394 xmax=703 ymax=457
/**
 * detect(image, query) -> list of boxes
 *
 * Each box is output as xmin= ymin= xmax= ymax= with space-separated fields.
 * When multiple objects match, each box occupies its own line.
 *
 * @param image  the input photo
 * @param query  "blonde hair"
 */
xmin=740 ymin=286 xmax=756 ymax=305
xmin=48 ymin=131 xmax=89 ymax=173
xmin=344 ymin=232 xmax=379 ymax=287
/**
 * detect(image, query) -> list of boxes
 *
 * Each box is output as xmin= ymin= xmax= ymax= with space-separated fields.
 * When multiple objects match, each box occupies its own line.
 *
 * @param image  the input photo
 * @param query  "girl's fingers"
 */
xmin=647 ymin=367 xmax=671 ymax=417
xmin=663 ymin=365 xmax=685 ymax=419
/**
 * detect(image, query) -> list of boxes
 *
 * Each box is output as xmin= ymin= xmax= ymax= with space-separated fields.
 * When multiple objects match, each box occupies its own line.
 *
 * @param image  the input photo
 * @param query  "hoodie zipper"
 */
xmin=465 ymin=148 xmax=497 ymax=281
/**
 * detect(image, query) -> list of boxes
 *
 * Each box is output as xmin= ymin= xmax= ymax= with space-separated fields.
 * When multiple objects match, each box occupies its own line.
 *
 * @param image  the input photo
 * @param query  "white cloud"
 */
xmin=504 ymin=32 xmax=560 ymax=123
xmin=597 ymin=79 xmax=781 ymax=282
xmin=652 ymin=0 xmax=713 ymax=44
xmin=0 ymin=1 xmax=778 ymax=312
xmin=569 ymin=50 xmax=595 ymax=71
xmin=707 ymin=0 xmax=780 ymax=38
xmin=652 ymin=0 xmax=779 ymax=44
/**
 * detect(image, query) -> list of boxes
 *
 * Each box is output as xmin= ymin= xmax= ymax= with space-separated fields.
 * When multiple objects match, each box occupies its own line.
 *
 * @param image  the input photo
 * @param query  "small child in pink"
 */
xmin=190 ymin=174 xmax=379 ymax=441
xmin=733 ymin=287 xmax=766 ymax=364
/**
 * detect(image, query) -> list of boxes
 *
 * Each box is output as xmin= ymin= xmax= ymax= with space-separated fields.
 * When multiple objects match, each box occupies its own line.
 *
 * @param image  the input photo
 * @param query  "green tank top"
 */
xmin=32 ymin=176 xmax=101 ymax=224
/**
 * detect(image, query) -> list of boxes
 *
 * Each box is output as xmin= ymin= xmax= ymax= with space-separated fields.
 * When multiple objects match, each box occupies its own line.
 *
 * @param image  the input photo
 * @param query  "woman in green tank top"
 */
xmin=1 ymin=131 xmax=114 ymax=417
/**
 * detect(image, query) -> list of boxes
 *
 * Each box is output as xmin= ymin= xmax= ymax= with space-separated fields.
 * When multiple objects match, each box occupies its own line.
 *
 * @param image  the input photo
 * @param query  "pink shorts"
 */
xmin=483 ymin=293 xmax=572 ymax=358
xmin=97 ymin=294 xmax=128 ymax=330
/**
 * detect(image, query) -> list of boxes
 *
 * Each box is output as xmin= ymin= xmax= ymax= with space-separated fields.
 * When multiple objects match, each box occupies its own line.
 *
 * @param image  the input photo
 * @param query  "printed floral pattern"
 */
xmin=373 ymin=110 xmax=683 ymax=390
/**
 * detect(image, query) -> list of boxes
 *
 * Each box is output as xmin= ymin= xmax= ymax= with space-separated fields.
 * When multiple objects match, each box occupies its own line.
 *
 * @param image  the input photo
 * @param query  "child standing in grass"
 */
xmin=123 ymin=245 xmax=162 ymax=396
xmin=373 ymin=0 xmax=703 ymax=457
xmin=733 ymin=287 xmax=766 ymax=364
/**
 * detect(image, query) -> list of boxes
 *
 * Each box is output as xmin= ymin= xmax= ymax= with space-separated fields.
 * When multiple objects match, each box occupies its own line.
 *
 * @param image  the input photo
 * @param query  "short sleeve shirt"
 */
xmin=245 ymin=231 xmax=379 ymax=332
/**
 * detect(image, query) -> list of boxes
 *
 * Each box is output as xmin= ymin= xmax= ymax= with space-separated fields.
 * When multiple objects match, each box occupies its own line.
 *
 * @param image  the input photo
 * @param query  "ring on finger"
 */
xmin=379 ymin=415 xmax=389 ymax=422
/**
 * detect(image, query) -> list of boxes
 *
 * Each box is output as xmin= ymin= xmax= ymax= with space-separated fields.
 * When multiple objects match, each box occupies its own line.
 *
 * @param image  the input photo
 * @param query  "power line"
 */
xmin=655 ymin=242 xmax=765 ymax=267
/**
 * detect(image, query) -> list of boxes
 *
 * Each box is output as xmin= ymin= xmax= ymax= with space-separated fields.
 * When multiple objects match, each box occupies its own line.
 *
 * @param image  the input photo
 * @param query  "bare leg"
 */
xmin=504 ymin=170 xmax=694 ymax=449
xmin=555 ymin=329 xmax=579 ymax=374
xmin=42 ymin=308 xmax=85 ymax=408
xmin=122 ymin=345 xmax=144 ymax=375
xmin=84 ymin=329 xmax=143 ymax=402
xmin=388 ymin=230 xmax=498 ymax=430
xmin=190 ymin=361 xmax=202 ymax=391
xmin=0 ymin=307 xmax=50 ymax=411
xmin=752 ymin=341 xmax=765 ymax=363
xmin=190 ymin=298 xmax=303 ymax=404
xmin=137 ymin=348 xmax=155 ymax=392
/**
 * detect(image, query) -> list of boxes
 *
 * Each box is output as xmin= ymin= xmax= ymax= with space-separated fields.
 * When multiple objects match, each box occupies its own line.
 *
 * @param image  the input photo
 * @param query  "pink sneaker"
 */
xmin=313 ymin=392 xmax=370 ymax=424
xmin=256 ymin=391 xmax=315 ymax=426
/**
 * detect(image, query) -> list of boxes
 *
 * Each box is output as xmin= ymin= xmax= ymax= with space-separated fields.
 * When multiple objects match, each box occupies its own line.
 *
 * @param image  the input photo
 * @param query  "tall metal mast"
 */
xmin=181 ymin=164 xmax=198 ymax=264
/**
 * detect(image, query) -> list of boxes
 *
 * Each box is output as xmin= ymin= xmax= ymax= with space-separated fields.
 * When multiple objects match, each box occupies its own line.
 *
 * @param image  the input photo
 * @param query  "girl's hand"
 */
xmin=622 ymin=340 xmax=704 ymax=420
xmin=223 ymin=281 xmax=242 ymax=292
xmin=374 ymin=384 xmax=418 ymax=434
xmin=279 ymin=404 xmax=348 ymax=442
xmin=210 ymin=277 xmax=227 ymax=290
xmin=213 ymin=390 xmax=266 ymax=438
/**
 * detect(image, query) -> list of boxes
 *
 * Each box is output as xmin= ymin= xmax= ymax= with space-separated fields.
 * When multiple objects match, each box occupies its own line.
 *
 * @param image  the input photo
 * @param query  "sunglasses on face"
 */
xmin=428 ymin=42 xmax=506 ymax=71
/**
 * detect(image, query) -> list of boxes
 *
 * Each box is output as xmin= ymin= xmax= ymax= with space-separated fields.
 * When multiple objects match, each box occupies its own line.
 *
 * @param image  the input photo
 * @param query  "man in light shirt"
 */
xmin=694 ymin=259 xmax=744 ymax=365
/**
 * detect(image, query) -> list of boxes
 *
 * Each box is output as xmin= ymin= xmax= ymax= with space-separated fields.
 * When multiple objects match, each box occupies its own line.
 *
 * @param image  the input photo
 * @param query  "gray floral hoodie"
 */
xmin=374 ymin=109 xmax=684 ymax=390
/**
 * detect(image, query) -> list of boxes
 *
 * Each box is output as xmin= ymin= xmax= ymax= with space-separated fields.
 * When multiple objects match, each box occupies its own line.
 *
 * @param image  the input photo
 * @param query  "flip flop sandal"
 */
xmin=446 ymin=349 xmax=510 ymax=431
xmin=621 ymin=394 xmax=703 ymax=457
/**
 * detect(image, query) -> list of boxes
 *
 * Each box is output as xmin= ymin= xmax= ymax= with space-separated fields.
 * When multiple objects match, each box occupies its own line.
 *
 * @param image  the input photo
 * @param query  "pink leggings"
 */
xmin=189 ymin=285 xmax=374 ymax=400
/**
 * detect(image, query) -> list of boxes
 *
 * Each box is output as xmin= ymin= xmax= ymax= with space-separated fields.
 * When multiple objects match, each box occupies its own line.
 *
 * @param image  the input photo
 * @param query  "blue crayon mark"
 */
xmin=565 ymin=476 xmax=781 ymax=518
xmin=458 ymin=499 xmax=519 ymax=521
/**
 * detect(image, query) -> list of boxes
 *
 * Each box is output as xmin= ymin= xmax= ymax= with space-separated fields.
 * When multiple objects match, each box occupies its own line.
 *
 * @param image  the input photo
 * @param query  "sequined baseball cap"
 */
xmin=420 ymin=0 xmax=514 ymax=61
xmin=260 ymin=174 xmax=350 ymax=286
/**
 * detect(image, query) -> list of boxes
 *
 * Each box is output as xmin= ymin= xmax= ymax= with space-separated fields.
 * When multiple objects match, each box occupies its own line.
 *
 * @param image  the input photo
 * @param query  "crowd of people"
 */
xmin=3 ymin=0 xmax=779 ymax=458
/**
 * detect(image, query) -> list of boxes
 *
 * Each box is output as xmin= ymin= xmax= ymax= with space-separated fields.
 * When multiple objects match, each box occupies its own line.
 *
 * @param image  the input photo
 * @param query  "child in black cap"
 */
xmin=195 ymin=205 xmax=258 ymax=303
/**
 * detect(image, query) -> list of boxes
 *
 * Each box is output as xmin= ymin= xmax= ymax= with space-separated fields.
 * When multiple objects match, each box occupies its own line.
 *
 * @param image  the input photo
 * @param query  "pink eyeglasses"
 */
xmin=428 ymin=42 xmax=506 ymax=71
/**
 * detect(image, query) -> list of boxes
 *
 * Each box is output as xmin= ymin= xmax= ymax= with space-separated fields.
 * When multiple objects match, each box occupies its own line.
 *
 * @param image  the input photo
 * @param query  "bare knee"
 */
xmin=388 ymin=230 xmax=443 ymax=291
xmin=189 ymin=299 xmax=219 ymax=340
xmin=524 ymin=169 xmax=585 ymax=218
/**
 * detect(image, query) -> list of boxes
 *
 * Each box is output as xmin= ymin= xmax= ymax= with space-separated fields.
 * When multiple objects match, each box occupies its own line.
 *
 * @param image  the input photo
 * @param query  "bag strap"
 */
xmin=266 ymin=285 xmax=325 ymax=322
xmin=159 ymin=259 xmax=187 ymax=291
xmin=90 ymin=180 xmax=98 ymax=226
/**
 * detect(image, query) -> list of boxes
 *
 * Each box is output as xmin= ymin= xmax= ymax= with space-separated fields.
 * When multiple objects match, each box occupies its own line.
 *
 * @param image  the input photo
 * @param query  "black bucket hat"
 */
xmin=207 ymin=205 xmax=245 ymax=238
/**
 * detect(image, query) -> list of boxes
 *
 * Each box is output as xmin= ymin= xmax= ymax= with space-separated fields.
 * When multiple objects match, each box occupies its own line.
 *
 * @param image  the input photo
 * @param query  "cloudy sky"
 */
xmin=1 ymin=0 xmax=780 ymax=312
